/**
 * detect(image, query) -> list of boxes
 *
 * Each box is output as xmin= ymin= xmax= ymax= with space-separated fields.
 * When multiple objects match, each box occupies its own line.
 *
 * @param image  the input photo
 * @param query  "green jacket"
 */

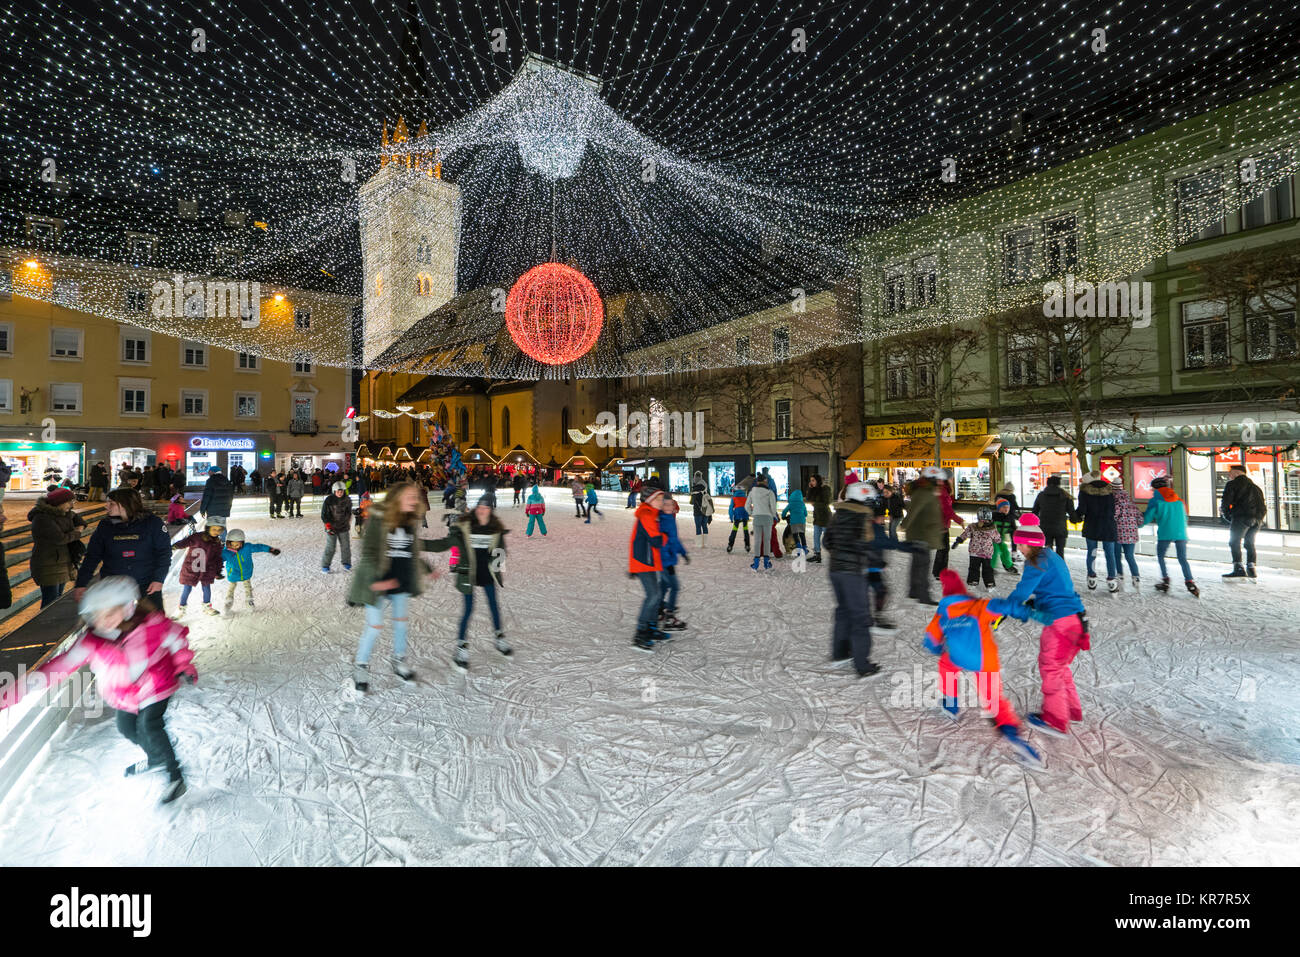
xmin=806 ymin=484 xmax=833 ymax=526
xmin=899 ymin=482 xmax=944 ymax=549
xmin=27 ymin=500 xmax=87 ymax=587
xmin=346 ymin=504 xmax=448 ymax=606
xmin=444 ymin=516 xmax=508 ymax=595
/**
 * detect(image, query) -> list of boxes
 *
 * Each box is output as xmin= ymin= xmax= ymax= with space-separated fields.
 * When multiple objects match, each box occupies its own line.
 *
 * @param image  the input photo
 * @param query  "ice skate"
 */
xmin=247 ymin=599 xmax=255 ymax=608
xmin=201 ymin=603 xmax=219 ymax=616
xmin=494 ymin=631 xmax=513 ymax=656
xmin=223 ymin=599 xmax=234 ymax=614
xmin=454 ymin=642 xmax=470 ymax=670
xmin=1087 ymin=575 xmax=1097 ymax=590
xmin=124 ymin=759 xmax=162 ymax=778
xmin=872 ymin=616 xmax=897 ymax=633
xmin=762 ymin=556 xmax=772 ymax=570
xmin=750 ymin=555 xmax=761 ymax=571
xmin=1106 ymin=578 xmax=1119 ymax=593
xmin=321 ymin=566 xmax=330 ymax=573
xmin=391 ymin=655 xmax=415 ymax=681
xmin=353 ymin=662 xmax=369 ymax=692
xmin=1247 ymin=563 xmax=1257 ymax=580
xmin=1186 ymin=580 xmax=1200 ymax=597
xmin=1222 ymin=564 xmax=1247 ymax=580
xmin=660 ymin=613 xmax=687 ymax=631
xmin=159 ymin=775 xmax=187 ymax=806
xmin=856 ymin=662 xmax=881 ymax=678
xmin=176 ymin=605 xmax=187 ymax=618
xmin=1000 ymin=725 xmax=1045 ymax=770
xmin=632 ymin=629 xmax=656 ymax=652
xmin=343 ymin=564 xmax=351 ymax=571
xmin=1025 ymin=712 xmax=1069 ymax=738
xmin=1154 ymin=576 xmax=1170 ymax=593
xmin=807 ymin=552 xmax=822 ymax=564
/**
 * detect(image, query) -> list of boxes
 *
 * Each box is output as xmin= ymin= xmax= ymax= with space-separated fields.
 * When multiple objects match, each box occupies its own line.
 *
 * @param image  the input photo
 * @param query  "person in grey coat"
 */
xmin=285 ymin=471 xmax=306 ymax=518
xmin=745 ymin=474 xmax=779 ymax=570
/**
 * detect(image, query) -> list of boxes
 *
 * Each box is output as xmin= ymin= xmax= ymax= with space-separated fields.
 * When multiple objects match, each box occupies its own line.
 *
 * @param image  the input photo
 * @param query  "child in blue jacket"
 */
xmin=221 ymin=528 xmax=280 ymax=613
xmin=657 ymin=493 xmax=690 ymax=630
xmin=726 ymin=487 xmax=750 ymax=553
xmin=584 ymin=482 xmax=603 ymax=524
xmin=781 ymin=489 xmax=809 ymax=555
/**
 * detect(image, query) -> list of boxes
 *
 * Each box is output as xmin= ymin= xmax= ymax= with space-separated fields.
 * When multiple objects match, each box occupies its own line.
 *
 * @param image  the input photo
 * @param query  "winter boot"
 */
xmin=743 ymin=529 xmax=751 ymax=552
xmin=751 ymin=555 xmax=761 ymax=571
xmin=1186 ymin=580 xmax=1200 ymax=597
xmin=1154 ymin=576 xmax=1170 ymax=593
xmin=1086 ymin=575 xmax=1097 ymax=590
xmin=762 ymin=556 xmax=772 ymax=570
xmin=391 ymin=655 xmax=415 ymax=681
xmin=1000 ymin=725 xmax=1045 ymax=770
xmin=1222 ymin=564 xmax=1248 ymax=580
xmin=453 ymin=642 xmax=470 ymax=670
xmin=159 ymin=774 xmax=188 ymax=806
xmin=1130 ymin=576 xmax=1140 ymax=592
xmin=1247 ymin=563 xmax=1257 ymax=580
xmin=353 ymin=662 xmax=370 ymax=692
xmin=494 ymin=630 xmax=513 ymax=656
xmin=202 ymin=603 xmax=219 ymax=616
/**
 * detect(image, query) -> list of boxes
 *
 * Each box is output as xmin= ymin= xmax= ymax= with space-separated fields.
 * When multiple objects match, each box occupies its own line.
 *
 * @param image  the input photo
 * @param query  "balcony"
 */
xmin=289 ymin=418 xmax=319 ymax=436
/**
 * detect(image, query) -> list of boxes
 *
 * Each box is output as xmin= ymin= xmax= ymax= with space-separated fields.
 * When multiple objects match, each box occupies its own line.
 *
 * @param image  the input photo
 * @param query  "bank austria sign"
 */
xmin=189 ymin=436 xmax=255 ymax=451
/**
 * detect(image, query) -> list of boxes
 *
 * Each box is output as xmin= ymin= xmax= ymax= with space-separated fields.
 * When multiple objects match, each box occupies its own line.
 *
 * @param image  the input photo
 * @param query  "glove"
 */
xmin=990 ymin=615 xmax=1006 ymax=631
xmin=325 ymin=522 xmax=332 ymax=533
xmin=922 ymin=635 xmax=943 ymax=656
xmin=683 ymin=554 xmax=691 ymax=564
xmin=951 ymin=538 xmax=963 ymax=548
xmin=270 ymin=548 xmax=281 ymax=556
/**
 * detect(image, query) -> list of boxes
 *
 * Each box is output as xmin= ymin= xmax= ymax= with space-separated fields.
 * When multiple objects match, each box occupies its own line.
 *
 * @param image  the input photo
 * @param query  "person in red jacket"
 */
xmin=0 ymin=576 xmax=196 ymax=804
xmin=629 ymin=484 xmax=667 ymax=650
xmin=931 ymin=472 xmax=965 ymax=579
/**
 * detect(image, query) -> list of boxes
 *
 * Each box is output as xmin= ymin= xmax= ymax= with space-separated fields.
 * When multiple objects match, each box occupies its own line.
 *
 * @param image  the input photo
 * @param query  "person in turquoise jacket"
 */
xmin=220 ymin=528 xmax=280 ymax=613
xmin=1138 ymin=476 xmax=1198 ymax=596
xmin=525 ymin=484 xmax=548 ymax=537
xmin=583 ymin=482 xmax=603 ymax=523
xmin=781 ymin=488 xmax=809 ymax=554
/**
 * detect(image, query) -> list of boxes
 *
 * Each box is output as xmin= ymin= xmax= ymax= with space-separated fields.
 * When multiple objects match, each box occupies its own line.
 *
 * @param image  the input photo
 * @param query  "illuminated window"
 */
xmin=416 ymin=272 xmax=434 ymax=296
xmin=1182 ymin=300 xmax=1230 ymax=369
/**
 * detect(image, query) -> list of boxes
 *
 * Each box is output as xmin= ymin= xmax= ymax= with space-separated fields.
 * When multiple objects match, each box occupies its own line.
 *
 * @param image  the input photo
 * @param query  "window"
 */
xmin=294 ymin=306 xmax=312 ymax=331
xmin=681 ymin=353 xmax=693 ymax=381
xmin=52 ymin=279 xmax=79 ymax=307
xmin=561 ymin=407 xmax=571 ymax=446
xmin=294 ymin=357 xmax=314 ymax=374
xmin=235 ymin=393 xmax=259 ymax=418
xmin=735 ymin=337 xmax=750 ymax=362
xmin=1182 ymin=300 xmax=1230 ymax=369
xmin=1246 ymin=289 xmax=1298 ymax=362
xmin=120 ymin=327 xmax=148 ymax=361
xmin=415 ymin=235 xmax=433 ymax=263
xmin=1006 ymin=334 xmax=1039 ymax=387
xmin=1048 ymin=332 xmax=1083 ymax=381
xmin=884 ymin=265 xmax=907 ymax=314
xmin=0 ymin=322 xmax=11 ymax=355
xmin=1003 ymin=227 xmax=1037 ymax=285
xmin=127 ymin=233 xmax=156 ymax=266
xmin=25 ymin=215 xmax=62 ymax=248
xmin=885 ymin=352 xmax=911 ymax=399
xmin=51 ymin=327 xmax=83 ymax=358
xmin=1175 ymin=168 xmax=1225 ymax=244
xmin=459 ymin=407 xmax=470 ymax=442
xmin=501 ymin=407 xmax=511 ymax=447
xmin=50 ymin=382 xmax=82 ymax=413
xmin=0 ymin=379 xmax=11 ymax=412
xmin=237 ymin=351 xmax=259 ymax=371
xmin=181 ymin=390 xmax=207 ymax=417
xmin=292 ymin=395 xmax=315 ymax=430
xmin=415 ymin=273 xmax=434 ymax=295
xmin=915 ymin=362 xmax=937 ymax=394
xmin=664 ymin=356 xmax=675 ymax=383
xmin=912 ymin=257 xmax=938 ymax=307
xmin=125 ymin=288 xmax=148 ymax=313
xmin=773 ymin=326 xmax=790 ymax=362
xmin=1043 ymin=215 xmax=1079 ymax=275
xmin=736 ymin=403 xmax=753 ymax=442
xmin=121 ymin=387 xmax=147 ymax=415
xmin=774 ymin=398 xmax=792 ymax=440
xmin=1 ymin=269 xmax=13 ymax=301
xmin=1241 ymin=153 xmax=1295 ymax=230
xmin=181 ymin=340 xmax=207 ymax=367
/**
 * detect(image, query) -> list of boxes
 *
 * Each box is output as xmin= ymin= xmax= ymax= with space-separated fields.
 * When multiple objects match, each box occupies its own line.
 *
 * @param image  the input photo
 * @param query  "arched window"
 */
xmin=437 ymin=403 xmax=449 ymax=431
xmin=501 ymin=407 xmax=511 ymax=448
xmin=561 ymin=407 xmax=570 ymax=446
xmin=459 ymin=407 xmax=469 ymax=442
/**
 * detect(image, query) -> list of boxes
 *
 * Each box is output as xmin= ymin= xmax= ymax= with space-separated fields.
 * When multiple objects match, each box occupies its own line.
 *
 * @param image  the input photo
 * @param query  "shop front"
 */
xmin=848 ymin=419 xmax=997 ymax=501
xmin=0 ymin=439 xmax=85 ymax=491
xmin=185 ymin=435 xmax=274 ymax=486
xmin=274 ymin=434 xmax=349 ymax=476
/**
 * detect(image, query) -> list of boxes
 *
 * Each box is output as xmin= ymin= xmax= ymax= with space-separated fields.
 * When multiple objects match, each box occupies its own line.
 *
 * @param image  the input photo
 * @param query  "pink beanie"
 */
xmin=1013 ymin=513 xmax=1047 ymax=546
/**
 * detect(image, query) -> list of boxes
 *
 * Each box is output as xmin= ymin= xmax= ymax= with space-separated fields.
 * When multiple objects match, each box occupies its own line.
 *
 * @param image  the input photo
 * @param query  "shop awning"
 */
xmin=460 ymin=446 xmax=497 ymax=465
xmin=355 ymin=444 xmax=371 ymax=459
xmin=394 ymin=448 xmax=413 ymax=462
xmin=416 ymin=448 xmax=432 ymax=463
xmin=560 ymin=454 xmax=598 ymax=472
xmin=846 ymin=434 xmax=999 ymax=469
xmin=499 ymin=444 xmax=539 ymax=466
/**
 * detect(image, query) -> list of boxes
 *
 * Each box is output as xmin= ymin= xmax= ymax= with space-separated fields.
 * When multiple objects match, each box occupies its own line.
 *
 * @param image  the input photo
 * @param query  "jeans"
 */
xmin=830 ymin=571 xmax=873 ymax=673
xmin=659 ymin=566 xmax=679 ymax=613
xmin=116 ymin=698 xmax=181 ymax=779
xmin=179 ymin=583 xmax=212 ymax=606
xmin=887 ymin=516 xmax=900 ymax=541
xmin=40 ymin=582 xmax=66 ymax=608
xmin=585 ymin=502 xmax=601 ymax=522
xmin=626 ymin=490 xmax=637 ymax=508
xmin=1085 ymin=538 xmax=1119 ymax=578
xmin=693 ymin=513 xmax=709 ymax=536
xmin=752 ymin=517 xmax=774 ymax=557
xmin=1156 ymin=539 xmax=1194 ymax=581
xmin=1118 ymin=542 xmax=1140 ymax=578
xmin=813 ymin=524 xmax=825 ymax=553
xmin=457 ymin=584 xmax=502 ymax=642
xmin=268 ymin=494 xmax=281 ymax=516
xmin=323 ymin=530 xmax=352 ymax=568
xmin=356 ymin=591 xmax=410 ymax=664
xmin=1229 ymin=520 xmax=1259 ymax=567
xmin=635 ymin=571 xmax=661 ymax=631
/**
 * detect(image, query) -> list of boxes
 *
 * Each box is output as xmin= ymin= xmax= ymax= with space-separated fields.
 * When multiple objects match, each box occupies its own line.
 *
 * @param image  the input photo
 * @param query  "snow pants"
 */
xmin=991 ymin=541 xmax=1015 ymax=571
xmin=939 ymin=653 xmax=1017 ymax=726
xmin=829 ymin=570 xmax=873 ymax=674
xmin=728 ymin=521 xmax=750 ymax=551
xmin=1038 ymin=614 xmax=1086 ymax=732
xmin=116 ymin=697 xmax=180 ymax=779
xmin=966 ymin=555 xmax=995 ymax=587
xmin=323 ymin=530 xmax=352 ymax=568
xmin=526 ymin=514 xmax=547 ymax=536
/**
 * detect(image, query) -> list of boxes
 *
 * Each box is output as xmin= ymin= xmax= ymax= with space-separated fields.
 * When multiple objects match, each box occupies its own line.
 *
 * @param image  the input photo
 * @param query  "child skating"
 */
xmin=952 ymin=505 xmax=1000 ymax=590
xmin=988 ymin=514 xmax=1091 ymax=738
xmin=725 ymin=485 xmax=751 ymax=554
xmin=221 ymin=529 xmax=281 ymax=613
xmin=433 ymin=497 xmax=511 ymax=669
xmin=1139 ymin=475 xmax=1199 ymax=597
xmin=657 ymin=492 xmax=689 ymax=631
xmin=173 ymin=520 xmax=225 ymax=616
xmin=990 ymin=498 xmax=1018 ymax=575
xmin=922 ymin=570 xmax=1043 ymax=769
xmin=0 ymin=576 xmax=197 ymax=804
xmin=584 ymin=482 xmax=603 ymax=522
xmin=781 ymin=488 xmax=809 ymax=555
xmin=321 ymin=480 xmax=354 ymax=572
xmin=525 ymin=483 xmax=548 ymax=536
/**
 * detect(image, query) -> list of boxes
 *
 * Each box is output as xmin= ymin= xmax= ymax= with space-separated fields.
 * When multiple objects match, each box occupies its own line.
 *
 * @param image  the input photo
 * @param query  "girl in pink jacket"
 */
xmin=0 ymin=575 xmax=196 ymax=804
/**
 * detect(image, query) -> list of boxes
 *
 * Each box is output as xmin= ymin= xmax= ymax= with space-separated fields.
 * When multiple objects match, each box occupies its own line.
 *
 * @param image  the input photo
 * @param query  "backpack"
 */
xmin=701 ymin=492 xmax=715 ymax=516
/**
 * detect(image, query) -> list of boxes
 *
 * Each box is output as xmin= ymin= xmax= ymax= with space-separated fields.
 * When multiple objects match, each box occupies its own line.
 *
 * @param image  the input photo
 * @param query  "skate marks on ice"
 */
xmin=0 ymin=504 xmax=1298 ymax=865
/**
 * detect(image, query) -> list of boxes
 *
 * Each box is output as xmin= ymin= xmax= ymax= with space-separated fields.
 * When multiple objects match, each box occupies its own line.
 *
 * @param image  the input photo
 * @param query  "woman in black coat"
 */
xmin=73 ymin=488 xmax=173 ymax=614
xmin=1030 ymin=474 xmax=1076 ymax=556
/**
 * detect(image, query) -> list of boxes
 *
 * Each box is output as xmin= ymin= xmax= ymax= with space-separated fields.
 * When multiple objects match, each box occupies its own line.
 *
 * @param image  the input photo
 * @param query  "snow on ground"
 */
xmin=1 ymin=490 xmax=1298 ymax=866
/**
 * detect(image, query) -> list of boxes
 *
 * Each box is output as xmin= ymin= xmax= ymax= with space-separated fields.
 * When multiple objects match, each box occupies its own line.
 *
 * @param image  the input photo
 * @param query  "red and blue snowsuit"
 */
xmin=923 ymin=593 xmax=1019 ymax=726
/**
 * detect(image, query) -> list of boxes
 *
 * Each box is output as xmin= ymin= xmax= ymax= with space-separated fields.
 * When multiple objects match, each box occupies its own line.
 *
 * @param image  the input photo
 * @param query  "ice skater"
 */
xmin=657 ymin=492 xmax=689 ymax=631
xmin=988 ymin=514 xmax=1091 ymax=738
xmin=524 ymin=483 xmax=548 ymax=536
xmin=689 ymin=470 xmax=713 ymax=546
xmin=821 ymin=482 xmax=882 ymax=677
xmin=434 ymin=496 xmax=511 ymax=669
xmin=321 ymin=480 xmax=353 ymax=572
xmin=173 ymin=520 xmax=225 ymax=616
xmin=221 ymin=529 xmax=281 ymax=613
xmin=629 ymin=483 xmax=668 ymax=651
xmin=1139 ymin=476 xmax=1199 ymax=597
xmin=584 ymin=481 xmax=603 ymax=522
xmin=952 ymin=505 xmax=1000 ymax=590
xmin=990 ymin=498 xmax=1018 ymax=575
xmin=922 ymin=570 xmax=1043 ymax=769
xmin=725 ymin=484 xmax=751 ymax=554
xmin=0 ymin=576 xmax=196 ymax=805
xmin=781 ymin=487 xmax=809 ymax=555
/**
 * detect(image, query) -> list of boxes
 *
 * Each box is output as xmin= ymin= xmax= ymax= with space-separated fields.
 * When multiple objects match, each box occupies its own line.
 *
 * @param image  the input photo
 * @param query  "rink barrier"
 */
xmin=0 ymin=500 xmax=201 ymax=809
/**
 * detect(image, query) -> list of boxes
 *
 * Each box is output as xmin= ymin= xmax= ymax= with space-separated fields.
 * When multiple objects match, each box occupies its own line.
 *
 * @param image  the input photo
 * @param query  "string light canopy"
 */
xmin=2 ymin=1 xmax=1298 ymax=377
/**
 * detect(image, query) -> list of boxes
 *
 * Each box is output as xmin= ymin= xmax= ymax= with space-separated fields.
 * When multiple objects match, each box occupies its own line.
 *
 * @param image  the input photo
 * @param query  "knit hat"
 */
xmin=641 ymin=485 xmax=663 ymax=504
xmin=1013 ymin=513 xmax=1046 ymax=546
xmin=995 ymin=497 xmax=1010 ymax=510
xmin=46 ymin=488 xmax=75 ymax=505
xmin=939 ymin=569 xmax=967 ymax=596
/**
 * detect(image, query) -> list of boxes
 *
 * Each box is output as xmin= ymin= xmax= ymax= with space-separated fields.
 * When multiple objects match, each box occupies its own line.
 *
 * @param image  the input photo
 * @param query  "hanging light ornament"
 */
xmin=505 ymin=263 xmax=604 ymax=365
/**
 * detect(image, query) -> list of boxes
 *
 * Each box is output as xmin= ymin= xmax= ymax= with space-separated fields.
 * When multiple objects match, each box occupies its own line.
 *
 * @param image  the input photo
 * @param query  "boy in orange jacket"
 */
xmin=629 ymin=484 xmax=667 ymax=651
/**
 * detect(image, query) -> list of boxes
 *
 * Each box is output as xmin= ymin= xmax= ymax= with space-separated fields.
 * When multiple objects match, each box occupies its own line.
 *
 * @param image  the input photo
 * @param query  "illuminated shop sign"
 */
xmin=189 ymin=436 xmax=255 ymax=451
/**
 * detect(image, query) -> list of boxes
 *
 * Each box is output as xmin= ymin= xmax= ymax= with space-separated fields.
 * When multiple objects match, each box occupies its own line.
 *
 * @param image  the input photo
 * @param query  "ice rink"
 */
xmin=2 ymin=490 xmax=1298 ymax=866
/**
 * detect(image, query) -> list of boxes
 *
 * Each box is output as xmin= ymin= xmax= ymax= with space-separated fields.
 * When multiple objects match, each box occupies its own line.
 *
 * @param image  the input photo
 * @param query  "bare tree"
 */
xmin=793 ymin=344 xmax=861 ymax=481
xmin=880 ymin=325 xmax=984 ymax=466
xmin=985 ymin=302 xmax=1151 ymax=471
xmin=1188 ymin=239 xmax=1300 ymax=412
xmin=704 ymin=363 xmax=777 ymax=476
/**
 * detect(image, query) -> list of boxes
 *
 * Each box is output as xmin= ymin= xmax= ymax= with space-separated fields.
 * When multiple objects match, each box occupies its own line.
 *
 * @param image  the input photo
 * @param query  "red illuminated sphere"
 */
xmin=505 ymin=263 xmax=604 ymax=365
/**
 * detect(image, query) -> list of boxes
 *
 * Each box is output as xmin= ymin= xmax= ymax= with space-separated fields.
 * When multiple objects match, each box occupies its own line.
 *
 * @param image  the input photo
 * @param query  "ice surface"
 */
xmin=1 ymin=491 xmax=1297 ymax=866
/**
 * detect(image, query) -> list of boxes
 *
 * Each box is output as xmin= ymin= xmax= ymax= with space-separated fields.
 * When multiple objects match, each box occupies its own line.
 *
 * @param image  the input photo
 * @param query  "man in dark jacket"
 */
xmin=321 ymin=481 xmax=353 ymax=571
xmin=266 ymin=470 xmax=284 ymax=518
xmin=74 ymin=489 xmax=172 ymax=613
xmin=199 ymin=466 xmax=235 ymax=527
xmin=821 ymin=483 xmax=882 ymax=677
xmin=155 ymin=463 xmax=172 ymax=497
xmin=88 ymin=461 xmax=110 ymax=502
xmin=0 ymin=514 xmax=10 ymax=610
xmin=899 ymin=470 xmax=944 ymax=604
xmin=511 ymin=471 xmax=526 ymax=507
xmin=1220 ymin=465 xmax=1266 ymax=579
xmin=1031 ymin=474 xmax=1076 ymax=556
xmin=1076 ymin=471 xmax=1119 ymax=589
